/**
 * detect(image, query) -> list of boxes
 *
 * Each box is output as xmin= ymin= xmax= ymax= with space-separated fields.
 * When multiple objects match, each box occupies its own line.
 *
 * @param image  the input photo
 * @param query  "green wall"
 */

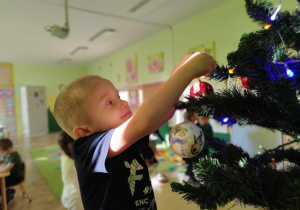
xmin=87 ymin=0 xmax=295 ymax=89
xmin=13 ymin=64 xmax=88 ymax=97
xmin=88 ymin=29 xmax=174 ymax=88
xmin=13 ymin=64 xmax=87 ymax=136
xmin=86 ymin=0 xmax=256 ymax=87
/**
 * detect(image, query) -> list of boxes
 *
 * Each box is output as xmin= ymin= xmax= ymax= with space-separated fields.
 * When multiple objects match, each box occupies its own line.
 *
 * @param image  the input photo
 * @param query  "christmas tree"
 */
xmin=171 ymin=0 xmax=300 ymax=209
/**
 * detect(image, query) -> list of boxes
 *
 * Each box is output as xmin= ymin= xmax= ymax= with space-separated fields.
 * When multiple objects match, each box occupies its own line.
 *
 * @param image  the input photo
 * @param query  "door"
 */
xmin=21 ymin=86 xmax=48 ymax=137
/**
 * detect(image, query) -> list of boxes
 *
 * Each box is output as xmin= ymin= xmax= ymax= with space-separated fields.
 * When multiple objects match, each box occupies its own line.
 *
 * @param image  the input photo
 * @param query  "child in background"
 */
xmin=138 ymin=130 xmax=169 ymax=183
xmin=140 ymin=130 xmax=164 ymax=168
xmin=0 ymin=138 xmax=24 ymax=203
xmin=54 ymin=52 xmax=216 ymax=210
xmin=183 ymin=111 xmax=198 ymax=124
xmin=58 ymin=131 xmax=83 ymax=210
xmin=196 ymin=115 xmax=213 ymax=156
xmin=196 ymin=116 xmax=213 ymax=137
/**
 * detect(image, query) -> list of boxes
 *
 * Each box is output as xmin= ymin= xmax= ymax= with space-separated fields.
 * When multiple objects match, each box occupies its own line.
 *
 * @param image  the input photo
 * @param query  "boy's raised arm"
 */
xmin=108 ymin=52 xmax=216 ymax=158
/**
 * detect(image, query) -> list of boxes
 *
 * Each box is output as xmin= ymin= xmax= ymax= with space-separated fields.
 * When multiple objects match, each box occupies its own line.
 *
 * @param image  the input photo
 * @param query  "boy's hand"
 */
xmin=173 ymin=52 xmax=216 ymax=78
xmin=172 ymin=52 xmax=195 ymax=73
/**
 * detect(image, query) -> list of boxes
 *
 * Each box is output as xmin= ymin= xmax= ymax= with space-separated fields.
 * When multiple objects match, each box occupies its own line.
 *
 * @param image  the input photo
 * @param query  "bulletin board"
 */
xmin=0 ymin=63 xmax=15 ymax=136
xmin=0 ymin=87 xmax=16 ymax=136
xmin=126 ymin=55 xmax=138 ymax=84
xmin=0 ymin=63 xmax=13 ymax=86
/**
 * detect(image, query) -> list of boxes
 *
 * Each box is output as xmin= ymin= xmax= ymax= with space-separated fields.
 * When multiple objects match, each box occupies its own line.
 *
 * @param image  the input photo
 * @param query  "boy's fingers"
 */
xmin=203 ymin=72 xmax=211 ymax=77
xmin=190 ymin=52 xmax=216 ymax=70
xmin=210 ymin=59 xmax=217 ymax=69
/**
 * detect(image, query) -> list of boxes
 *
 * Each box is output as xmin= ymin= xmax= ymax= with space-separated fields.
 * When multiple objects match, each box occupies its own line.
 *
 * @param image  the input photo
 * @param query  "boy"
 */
xmin=54 ymin=52 xmax=216 ymax=210
xmin=0 ymin=138 xmax=24 ymax=203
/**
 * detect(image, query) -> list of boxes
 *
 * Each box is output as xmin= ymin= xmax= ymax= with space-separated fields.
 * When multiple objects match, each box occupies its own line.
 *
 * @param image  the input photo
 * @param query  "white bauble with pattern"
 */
xmin=169 ymin=121 xmax=205 ymax=158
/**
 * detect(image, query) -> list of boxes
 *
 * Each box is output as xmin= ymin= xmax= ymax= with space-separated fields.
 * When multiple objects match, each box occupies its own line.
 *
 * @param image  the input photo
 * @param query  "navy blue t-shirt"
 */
xmin=73 ymin=130 xmax=157 ymax=210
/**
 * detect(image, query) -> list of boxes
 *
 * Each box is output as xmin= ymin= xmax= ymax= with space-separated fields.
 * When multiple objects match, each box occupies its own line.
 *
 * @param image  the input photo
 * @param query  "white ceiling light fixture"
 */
xmin=89 ymin=29 xmax=116 ymax=42
xmin=129 ymin=0 xmax=151 ymax=13
xmin=57 ymin=58 xmax=72 ymax=64
xmin=70 ymin=46 xmax=88 ymax=55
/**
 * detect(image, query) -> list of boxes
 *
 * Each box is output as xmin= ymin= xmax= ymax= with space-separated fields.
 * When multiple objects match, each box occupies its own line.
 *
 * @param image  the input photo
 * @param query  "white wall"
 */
xmin=231 ymin=124 xmax=282 ymax=157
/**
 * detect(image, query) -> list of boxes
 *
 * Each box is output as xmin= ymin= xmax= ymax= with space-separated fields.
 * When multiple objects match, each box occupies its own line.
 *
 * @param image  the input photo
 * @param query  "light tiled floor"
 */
xmin=6 ymin=132 xmax=261 ymax=210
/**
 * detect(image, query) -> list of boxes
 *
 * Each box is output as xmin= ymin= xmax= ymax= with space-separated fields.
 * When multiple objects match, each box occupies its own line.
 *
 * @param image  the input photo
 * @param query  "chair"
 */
xmin=7 ymin=162 xmax=32 ymax=202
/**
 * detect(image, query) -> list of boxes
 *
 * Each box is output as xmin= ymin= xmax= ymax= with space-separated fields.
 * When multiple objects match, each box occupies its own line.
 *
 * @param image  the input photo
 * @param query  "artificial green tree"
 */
xmin=171 ymin=0 xmax=300 ymax=209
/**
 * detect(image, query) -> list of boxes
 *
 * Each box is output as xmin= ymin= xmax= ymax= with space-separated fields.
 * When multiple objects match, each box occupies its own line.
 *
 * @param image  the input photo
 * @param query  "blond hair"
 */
xmin=54 ymin=75 xmax=102 ymax=137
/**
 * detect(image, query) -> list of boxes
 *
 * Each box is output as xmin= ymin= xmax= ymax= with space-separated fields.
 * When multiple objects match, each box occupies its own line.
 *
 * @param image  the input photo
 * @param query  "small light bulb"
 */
xmin=264 ymin=23 xmax=272 ymax=29
xmin=286 ymin=69 xmax=294 ymax=77
xmin=222 ymin=117 xmax=229 ymax=123
xmin=270 ymin=4 xmax=282 ymax=21
xmin=229 ymin=68 xmax=235 ymax=74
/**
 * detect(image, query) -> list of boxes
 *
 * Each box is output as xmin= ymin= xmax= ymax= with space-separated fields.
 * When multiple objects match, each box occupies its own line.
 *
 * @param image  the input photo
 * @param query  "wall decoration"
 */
xmin=0 ymin=87 xmax=16 ymax=136
xmin=0 ymin=63 xmax=13 ymax=86
xmin=190 ymin=41 xmax=215 ymax=57
xmin=148 ymin=52 xmax=164 ymax=73
xmin=126 ymin=55 xmax=138 ymax=84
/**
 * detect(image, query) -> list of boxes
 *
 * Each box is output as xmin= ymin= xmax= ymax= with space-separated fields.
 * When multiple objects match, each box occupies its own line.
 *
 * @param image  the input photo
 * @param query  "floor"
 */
xmin=6 ymin=132 xmax=262 ymax=210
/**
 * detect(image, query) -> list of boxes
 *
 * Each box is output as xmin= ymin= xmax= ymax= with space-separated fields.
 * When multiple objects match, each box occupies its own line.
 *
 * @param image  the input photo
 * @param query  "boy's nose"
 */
xmin=120 ymin=99 xmax=129 ymax=108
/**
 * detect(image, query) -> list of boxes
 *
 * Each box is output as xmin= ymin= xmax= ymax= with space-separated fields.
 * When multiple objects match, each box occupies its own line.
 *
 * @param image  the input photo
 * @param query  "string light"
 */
xmin=286 ymin=68 xmax=294 ymax=77
xmin=264 ymin=23 xmax=272 ymax=29
xmin=222 ymin=117 xmax=229 ymax=123
xmin=285 ymin=64 xmax=294 ymax=78
xmin=270 ymin=0 xmax=282 ymax=21
xmin=217 ymin=117 xmax=236 ymax=124
xmin=228 ymin=68 xmax=235 ymax=74
xmin=275 ymin=61 xmax=299 ymax=78
xmin=272 ymin=158 xmax=277 ymax=170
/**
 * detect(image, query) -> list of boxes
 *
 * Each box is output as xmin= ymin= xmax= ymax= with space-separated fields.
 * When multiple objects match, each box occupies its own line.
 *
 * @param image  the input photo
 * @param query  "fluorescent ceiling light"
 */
xmin=70 ymin=46 xmax=88 ymax=55
xmin=57 ymin=58 xmax=72 ymax=64
xmin=89 ymin=29 xmax=116 ymax=42
xmin=129 ymin=0 xmax=151 ymax=13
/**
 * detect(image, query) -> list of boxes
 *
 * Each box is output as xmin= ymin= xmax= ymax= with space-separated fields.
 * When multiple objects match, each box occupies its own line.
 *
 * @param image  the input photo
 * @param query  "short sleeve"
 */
xmin=90 ymin=129 xmax=115 ymax=173
xmin=7 ymin=152 xmax=20 ymax=164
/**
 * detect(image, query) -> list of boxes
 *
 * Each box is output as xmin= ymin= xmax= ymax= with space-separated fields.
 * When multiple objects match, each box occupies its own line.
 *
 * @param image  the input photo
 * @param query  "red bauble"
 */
xmin=241 ymin=77 xmax=255 ymax=89
xmin=190 ymin=81 xmax=214 ymax=97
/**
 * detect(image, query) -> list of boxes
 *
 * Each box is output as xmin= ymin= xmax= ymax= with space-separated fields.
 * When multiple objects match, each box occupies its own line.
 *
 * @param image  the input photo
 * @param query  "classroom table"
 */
xmin=0 ymin=171 xmax=10 ymax=210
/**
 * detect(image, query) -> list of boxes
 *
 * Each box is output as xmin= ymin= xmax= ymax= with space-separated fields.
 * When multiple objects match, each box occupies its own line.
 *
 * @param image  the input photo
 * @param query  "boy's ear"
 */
xmin=73 ymin=126 xmax=94 ymax=138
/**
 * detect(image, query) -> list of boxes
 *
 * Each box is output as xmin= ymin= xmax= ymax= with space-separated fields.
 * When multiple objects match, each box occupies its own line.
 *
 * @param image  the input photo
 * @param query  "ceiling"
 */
xmin=1 ymin=0 xmax=228 ymax=65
